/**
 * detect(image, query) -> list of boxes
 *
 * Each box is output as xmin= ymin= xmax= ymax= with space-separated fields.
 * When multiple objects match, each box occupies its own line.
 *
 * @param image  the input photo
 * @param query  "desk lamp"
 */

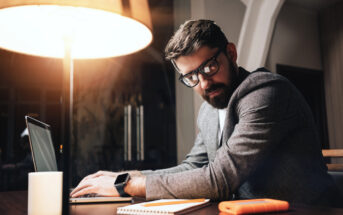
xmin=0 ymin=1 xmax=153 ymax=214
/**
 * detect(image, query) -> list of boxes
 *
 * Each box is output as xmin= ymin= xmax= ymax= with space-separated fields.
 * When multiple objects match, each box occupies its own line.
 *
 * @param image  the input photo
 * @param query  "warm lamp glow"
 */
xmin=0 ymin=1 xmax=153 ymax=213
xmin=0 ymin=5 xmax=153 ymax=59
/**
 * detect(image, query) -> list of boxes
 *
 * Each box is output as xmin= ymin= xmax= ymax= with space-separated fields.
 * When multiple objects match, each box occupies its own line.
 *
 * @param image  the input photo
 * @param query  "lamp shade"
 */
xmin=0 ymin=0 xmax=153 ymax=59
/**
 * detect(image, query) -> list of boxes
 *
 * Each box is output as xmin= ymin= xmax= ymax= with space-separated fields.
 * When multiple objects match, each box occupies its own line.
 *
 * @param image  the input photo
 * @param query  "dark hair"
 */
xmin=165 ymin=19 xmax=229 ymax=61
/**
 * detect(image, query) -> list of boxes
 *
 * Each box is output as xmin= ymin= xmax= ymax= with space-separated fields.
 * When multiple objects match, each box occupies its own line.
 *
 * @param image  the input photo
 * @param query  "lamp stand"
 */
xmin=62 ymin=38 xmax=73 ymax=215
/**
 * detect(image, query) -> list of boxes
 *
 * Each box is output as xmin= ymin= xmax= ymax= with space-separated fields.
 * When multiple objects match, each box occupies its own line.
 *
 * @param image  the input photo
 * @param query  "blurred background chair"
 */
xmin=322 ymin=149 xmax=343 ymax=171
xmin=322 ymin=149 xmax=343 ymax=195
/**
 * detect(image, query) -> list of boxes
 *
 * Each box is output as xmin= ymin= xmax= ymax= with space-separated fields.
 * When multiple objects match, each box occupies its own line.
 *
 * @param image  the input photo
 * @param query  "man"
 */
xmin=71 ymin=20 xmax=340 ymax=206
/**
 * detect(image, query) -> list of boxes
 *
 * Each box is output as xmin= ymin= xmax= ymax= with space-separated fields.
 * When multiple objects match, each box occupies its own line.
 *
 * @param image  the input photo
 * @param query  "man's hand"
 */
xmin=70 ymin=170 xmax=146 ymax=198
xmin=70 ymin=175 xmax=118 ymax=198
xmin=79 ymin=170 xmax=142 ymax=183
xmin=80 ymin=170 xmax=118 ymax=182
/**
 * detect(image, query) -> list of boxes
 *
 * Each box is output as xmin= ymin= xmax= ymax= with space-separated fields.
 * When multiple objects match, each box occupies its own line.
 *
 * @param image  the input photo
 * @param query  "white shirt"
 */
xmin=218 ymin=109 xmax=227 ymax=138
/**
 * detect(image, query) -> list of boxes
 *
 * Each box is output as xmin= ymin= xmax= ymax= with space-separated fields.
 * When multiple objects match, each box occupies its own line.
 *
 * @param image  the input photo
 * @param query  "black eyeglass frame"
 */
xmin=175 ymin=48 xmax=223 ymax=88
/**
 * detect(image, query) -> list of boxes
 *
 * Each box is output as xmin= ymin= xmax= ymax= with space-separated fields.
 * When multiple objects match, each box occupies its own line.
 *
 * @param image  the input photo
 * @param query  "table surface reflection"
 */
xmin=70 ymin=202 xmax=131 ymax=215
xmin=2 ymin=191 xmax=343 ymax=215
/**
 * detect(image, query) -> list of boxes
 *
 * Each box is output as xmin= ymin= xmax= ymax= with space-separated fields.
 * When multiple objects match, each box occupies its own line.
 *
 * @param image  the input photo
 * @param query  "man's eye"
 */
xmin=203 ymin=61 xmax=218 ymax=74
xmin=183 ymin=72 xmax=196 ymax=80
xmin=211 ymin=61 xmax=217 ymax=69
xmin=191 ymin=73 xmax=197 ymax=80
xmin=203 ymin=66 xmax=211 ymax=74
xmin=184 ymin=72 xmax=197 ymax=81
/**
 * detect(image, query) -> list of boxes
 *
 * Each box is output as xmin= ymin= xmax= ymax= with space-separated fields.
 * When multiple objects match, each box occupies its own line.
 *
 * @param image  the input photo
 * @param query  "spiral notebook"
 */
xmin=117 ymin=199 xmax=210 ymax=215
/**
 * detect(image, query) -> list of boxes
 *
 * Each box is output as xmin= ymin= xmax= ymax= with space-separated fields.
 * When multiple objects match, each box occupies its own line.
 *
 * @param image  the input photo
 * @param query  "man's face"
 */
xmin=174 ymin=44 xmax=238 ymax=109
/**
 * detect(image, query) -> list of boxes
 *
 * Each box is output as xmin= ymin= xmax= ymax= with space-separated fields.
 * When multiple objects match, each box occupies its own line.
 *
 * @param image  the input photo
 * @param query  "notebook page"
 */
xmin=117 ymin=199 xmax=210 ymax=215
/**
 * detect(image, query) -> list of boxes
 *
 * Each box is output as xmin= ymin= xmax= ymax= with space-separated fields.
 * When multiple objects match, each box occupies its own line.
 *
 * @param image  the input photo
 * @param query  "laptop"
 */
xmin=25 ymin=115 xmax=132 ymax=204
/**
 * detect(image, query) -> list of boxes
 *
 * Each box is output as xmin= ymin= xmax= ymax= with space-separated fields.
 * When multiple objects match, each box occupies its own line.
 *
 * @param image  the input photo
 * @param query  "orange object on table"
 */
xmin=218 ymin=198 xmax=289 ymax=214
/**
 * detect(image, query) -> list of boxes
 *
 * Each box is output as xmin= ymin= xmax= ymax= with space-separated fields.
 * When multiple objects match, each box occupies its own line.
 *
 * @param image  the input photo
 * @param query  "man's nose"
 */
xmin=198 ymin=73 xmax=211 ymax=90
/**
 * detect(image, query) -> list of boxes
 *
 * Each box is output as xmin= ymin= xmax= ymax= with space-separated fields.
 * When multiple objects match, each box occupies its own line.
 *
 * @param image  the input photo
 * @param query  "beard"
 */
xmin=202 ymin=61 xmax=239 ymax=109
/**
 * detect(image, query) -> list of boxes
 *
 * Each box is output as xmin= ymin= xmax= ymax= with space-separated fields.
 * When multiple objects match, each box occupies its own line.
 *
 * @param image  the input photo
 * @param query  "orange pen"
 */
xmin=143 ymin=199 xmax=206 ymax=207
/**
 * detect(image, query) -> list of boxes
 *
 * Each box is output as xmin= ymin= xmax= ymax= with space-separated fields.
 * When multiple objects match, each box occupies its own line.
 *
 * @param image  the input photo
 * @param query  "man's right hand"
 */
xmin=79 ymin=170 xmax=118 ymax=184
xmin=80 ymin=170 xmax=143 ymax=183
xmin=70 ymin=174 xmax=119 ymax=198
xmin=70 ymin=170 xmax=144 ymax=198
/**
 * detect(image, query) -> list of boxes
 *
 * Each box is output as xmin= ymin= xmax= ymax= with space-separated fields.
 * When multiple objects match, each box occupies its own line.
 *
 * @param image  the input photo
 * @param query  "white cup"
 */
xmin=28 ymin=172 xmax=63 ymax=215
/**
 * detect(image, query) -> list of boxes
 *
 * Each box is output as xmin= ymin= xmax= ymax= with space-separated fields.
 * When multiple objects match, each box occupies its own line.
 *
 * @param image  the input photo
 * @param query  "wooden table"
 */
xmin=2 ymin=191 xmax=343 ymax=215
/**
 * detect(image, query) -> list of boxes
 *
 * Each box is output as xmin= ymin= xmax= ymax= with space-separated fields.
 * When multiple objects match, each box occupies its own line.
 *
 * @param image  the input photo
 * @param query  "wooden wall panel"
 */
xmin=319 ymin=2 xmax=343 ymax=149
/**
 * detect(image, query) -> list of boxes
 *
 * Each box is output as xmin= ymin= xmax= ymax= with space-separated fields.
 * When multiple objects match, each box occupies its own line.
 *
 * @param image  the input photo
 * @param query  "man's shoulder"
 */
xmin=236 ymin=67 xmax=290 ymax=97
xmin=246 ymin=67 xmax=286 ymax=83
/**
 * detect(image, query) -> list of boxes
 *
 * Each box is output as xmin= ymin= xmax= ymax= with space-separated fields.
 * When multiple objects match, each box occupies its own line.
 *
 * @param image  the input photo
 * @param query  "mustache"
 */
xmin=205 ymin=84 xmax=226 ymax=95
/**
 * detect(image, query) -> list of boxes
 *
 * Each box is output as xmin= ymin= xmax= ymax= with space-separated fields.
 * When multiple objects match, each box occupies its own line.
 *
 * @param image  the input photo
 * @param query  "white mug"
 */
xmin=28 ymin=172 xmax=63 ymax=215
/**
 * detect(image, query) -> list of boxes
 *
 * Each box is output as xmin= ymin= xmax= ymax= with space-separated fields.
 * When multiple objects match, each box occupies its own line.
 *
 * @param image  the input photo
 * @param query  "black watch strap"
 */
xmin=114 ymin=173 xmax=130 ymax=197
xmin=115 ymin=183 xmax=130 ymax=197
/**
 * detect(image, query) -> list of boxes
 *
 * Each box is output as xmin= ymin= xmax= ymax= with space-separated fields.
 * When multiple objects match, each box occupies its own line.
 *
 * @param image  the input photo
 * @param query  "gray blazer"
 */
xmin=143 ymin=68 xmax=339 ymax=206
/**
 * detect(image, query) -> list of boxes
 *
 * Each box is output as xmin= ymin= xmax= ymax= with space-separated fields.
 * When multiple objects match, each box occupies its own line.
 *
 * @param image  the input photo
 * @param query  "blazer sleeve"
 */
xmin=145 ymin=80 xmax=301 ymax=200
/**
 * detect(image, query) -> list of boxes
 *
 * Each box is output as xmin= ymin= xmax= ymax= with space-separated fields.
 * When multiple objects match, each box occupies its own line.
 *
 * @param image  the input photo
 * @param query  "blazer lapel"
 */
xmin=221 ymin=67 xmax=251 ymax=146
xmin=202 ymin=107 xmax=219 ymax=161
xmin=221 ymin=107 xmax=235 ymax=147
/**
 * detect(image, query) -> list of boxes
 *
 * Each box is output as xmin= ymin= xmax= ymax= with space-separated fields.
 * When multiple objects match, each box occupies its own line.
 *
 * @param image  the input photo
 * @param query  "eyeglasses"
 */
xmin=176 ymin=48 xmax=222 ymax=88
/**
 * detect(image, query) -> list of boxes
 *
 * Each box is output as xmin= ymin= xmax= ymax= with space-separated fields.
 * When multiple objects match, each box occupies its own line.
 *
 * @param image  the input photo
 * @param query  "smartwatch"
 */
xmin=114 ymin=173 xmax=130 ymax=197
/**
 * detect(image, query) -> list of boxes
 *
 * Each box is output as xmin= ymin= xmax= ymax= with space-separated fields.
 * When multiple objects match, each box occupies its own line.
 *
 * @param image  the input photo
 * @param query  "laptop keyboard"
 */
xmin=81 ymin=193 xmax=97 ymax=198
xmin=69 ymin=188 xmax=97 ymax=198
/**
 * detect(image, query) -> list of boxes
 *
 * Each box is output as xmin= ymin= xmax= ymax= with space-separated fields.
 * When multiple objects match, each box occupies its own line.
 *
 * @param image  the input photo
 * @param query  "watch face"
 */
xmin=115 ymin=173 xmax=129 ymax=184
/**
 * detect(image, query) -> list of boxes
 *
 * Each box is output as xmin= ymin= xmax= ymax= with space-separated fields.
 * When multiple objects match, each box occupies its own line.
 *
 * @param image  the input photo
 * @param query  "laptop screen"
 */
xmin=25 ymin=116 xmax=58 ymax=172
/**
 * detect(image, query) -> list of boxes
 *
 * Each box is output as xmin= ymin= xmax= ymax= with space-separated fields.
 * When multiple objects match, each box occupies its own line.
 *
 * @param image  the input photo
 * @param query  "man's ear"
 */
xmin=226 ymin=43 xmax=237 ymax=63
